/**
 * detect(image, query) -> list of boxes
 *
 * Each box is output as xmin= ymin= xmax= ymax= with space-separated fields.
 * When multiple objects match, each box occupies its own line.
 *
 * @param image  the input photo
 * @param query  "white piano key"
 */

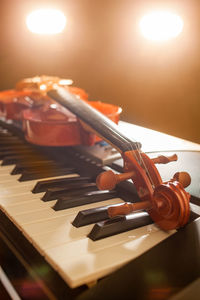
xmin=22 ymin=215 xmax=89 ymax=240
xmin=44 ymin=224 xmax=164 ymax=264
xmin=0 ymin=192 xmax=41 ymax=208
xmin=0 ymin=178 xmax=27 ymax=186
xmin=4 ymin=199 xmax=57 ymax=216
xmin=32 ymin=223 xmax=92 ymax=252
xmin=0 ymin=183 xmax=37 ymax=198
xmin=0 ymin=173 xmax=79 ymax=201
xmin=4 ymin=201 xmax=58 ymax=227
xmin=15 ymin=198 xmax=123 ymax=235
xmin=0 ymin=165 xmax=15 ymax=174
xmin=28 ymin=198 xmax=124 ymax=250
xmin=11 ymin=205 xmax=68 ymax=225
xmin=45 ymin=233 xmax=132 ymax=264
xmin=0 ymin=173 xmax=21 ymax=182
xmin=11 ymin=200 xmax=122 ymax=253
xmin=52 ymin=225 xmax=175 ymax=288
xmin=6 ymin=197 xmax=121 ymax=222
xmin=35 ymin=223 xmax=94 ymax=257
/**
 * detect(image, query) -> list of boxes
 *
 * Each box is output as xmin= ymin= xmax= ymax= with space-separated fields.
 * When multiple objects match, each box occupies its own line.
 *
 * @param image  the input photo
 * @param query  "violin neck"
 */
xmin=48 ymin=88 xmax=141 ymax=153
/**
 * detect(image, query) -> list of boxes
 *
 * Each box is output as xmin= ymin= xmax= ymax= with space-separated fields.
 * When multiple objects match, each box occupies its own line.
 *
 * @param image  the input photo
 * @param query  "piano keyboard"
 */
xmin=0 ymin=121 xmax=200 ymax=299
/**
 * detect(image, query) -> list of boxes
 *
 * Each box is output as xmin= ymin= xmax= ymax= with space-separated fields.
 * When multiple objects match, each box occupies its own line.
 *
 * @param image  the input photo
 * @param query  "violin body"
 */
xmin=0 ymin=76 xmax=121 ymax=146
xmin=23 ymin=101 xmax=121 ymax=146
xmin=0 ymin=89 xmax=51 ymax=120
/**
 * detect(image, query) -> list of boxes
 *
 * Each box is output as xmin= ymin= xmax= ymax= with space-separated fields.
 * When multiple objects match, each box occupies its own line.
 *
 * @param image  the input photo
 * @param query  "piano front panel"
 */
xmin=0 ymin=121 xmax=200 ymax=299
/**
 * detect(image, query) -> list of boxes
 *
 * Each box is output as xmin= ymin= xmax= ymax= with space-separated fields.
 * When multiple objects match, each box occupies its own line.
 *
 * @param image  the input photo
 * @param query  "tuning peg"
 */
xmin=108 ymin=180 xmax=190 ymax=230
xmin=151 ymin=154 xmax=177 ymax=164
xmin=173 ymin=172 xmax=191 ymax=188
xmin=108 ymin=201 xmax=151 ymax=217
xmin=96 ymin=170 xmax=135 ymax=190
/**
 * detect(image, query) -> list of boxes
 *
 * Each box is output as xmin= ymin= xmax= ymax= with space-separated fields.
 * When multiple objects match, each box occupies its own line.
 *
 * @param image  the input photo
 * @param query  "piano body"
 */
xmin=0 ymin=118 xmax=200 ymax=300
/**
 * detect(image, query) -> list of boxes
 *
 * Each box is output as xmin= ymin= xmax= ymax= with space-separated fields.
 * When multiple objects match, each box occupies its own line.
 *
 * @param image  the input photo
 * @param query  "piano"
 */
xmin=0 ymin=118 xmax=200 ymax=300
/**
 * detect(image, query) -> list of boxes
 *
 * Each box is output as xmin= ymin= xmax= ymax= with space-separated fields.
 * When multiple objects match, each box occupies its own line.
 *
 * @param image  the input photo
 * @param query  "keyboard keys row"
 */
xmin=0 ymin=124 xmax=177 ymax=287
xmin=33 ymin=176 xmax=92 ymax=193
xmin=0 ymin=126 xmax=152 ymax=242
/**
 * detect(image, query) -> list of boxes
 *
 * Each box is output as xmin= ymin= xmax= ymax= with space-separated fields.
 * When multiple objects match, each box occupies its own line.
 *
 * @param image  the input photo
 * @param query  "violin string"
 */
xmin=54 ymin=86 xmax=156 ymax=189
xmin=124 ymin=133 xmax=155 ymax=189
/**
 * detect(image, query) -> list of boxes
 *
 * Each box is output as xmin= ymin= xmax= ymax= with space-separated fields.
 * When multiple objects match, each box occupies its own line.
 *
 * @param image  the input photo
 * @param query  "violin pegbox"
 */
xmin=96 ymin=151 xmax=191 ymax=231
xmin=46 ymin=87 xmax=191 ymax=231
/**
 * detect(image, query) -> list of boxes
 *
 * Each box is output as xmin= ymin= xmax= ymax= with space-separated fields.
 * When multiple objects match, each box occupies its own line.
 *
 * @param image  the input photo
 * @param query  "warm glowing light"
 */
xmin=139 ymin=11 xmax=183 ymax=41
xmin=59 ymin=79 xmax=73 ymax=85
xmin=39 ymin=84 xmax=47 ymax=91
xmin=26 ymin=9 xmax=66 ymax=35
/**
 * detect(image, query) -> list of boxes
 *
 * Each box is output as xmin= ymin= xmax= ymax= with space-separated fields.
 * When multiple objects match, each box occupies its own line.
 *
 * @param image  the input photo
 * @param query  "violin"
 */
xmin=0 ymin=89 xmax=51 ymax=120
xmin=15 ymin=75 xmax=89 ymax=101
xmin=0 ymin=76 xmax=121 ymax=146
xmin=0 ymin=75 xmax=89 ymax=121
xmin=47 ymin=87 xmax=191 ymax=231
xmin=22 ymin=100 xmax=121 ymax=146
xmin=15 ymin=75 xmax=73 ymax=92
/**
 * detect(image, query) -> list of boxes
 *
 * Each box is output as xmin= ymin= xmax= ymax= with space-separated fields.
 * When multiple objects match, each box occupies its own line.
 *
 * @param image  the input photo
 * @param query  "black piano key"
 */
xmin=0 ymin=130 xmax=13 ymax=137
xmin=32 ymin=176 xmax=91 ymax=193
xmin=11 ymin=160 xmax=60 ymax=175
xmin=0 ymin=139 xmax=24 ymax=146
xmin=116 ymin=181 xmax=140 ymax=203
xmin=0 ymin=135 xmax=19 ymax=141
xmin=111 ymin=158 xmax=123 ymax=172
xmin=190 ymin=195 xmax=200 ymax=207
xmin=19 ymin=167 xmax=77 ymax=181
xmin=53 ymin=190 xmax=118 ymax=210
xmin=1 ymin=154 xmax=38 ymax=165
xmin=42 ymin=182 xmax=97 ymax=201
xmin=0 ymin=151 xmax=16 ymax=160
xmin=0 ymin=133 xmax=18 ymax=138
xmin=88 ymin=211 xmax=153 ymax=241
xmin=72 ymin=203 xmax=124 ymax=227
xmin=0 ymin=149 xmax=35 ymax=160
xmin=14 ymin=164 xmax=60 ymax=176
xmin=0 ymin=144 xmax=32 ymax=152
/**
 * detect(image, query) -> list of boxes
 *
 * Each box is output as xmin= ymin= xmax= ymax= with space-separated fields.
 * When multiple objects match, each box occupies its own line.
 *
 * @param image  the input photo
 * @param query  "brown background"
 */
xmin=0 ymin=0 xmax=199 ymax=143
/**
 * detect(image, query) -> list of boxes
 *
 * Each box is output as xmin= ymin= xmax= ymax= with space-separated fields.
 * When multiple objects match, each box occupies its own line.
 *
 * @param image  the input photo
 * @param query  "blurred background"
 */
xmin=0 ymin=0 xmax=199 ymax=143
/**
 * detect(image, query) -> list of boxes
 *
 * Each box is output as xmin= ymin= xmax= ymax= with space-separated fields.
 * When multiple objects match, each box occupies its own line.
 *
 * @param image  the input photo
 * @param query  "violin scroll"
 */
xmin=100 ymin=152 xmax=191 ymax=230
xmin=150 ymin=180 xmax=190 ymax=230
xmin=46 ymin=87 xmax=192 ymax=231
